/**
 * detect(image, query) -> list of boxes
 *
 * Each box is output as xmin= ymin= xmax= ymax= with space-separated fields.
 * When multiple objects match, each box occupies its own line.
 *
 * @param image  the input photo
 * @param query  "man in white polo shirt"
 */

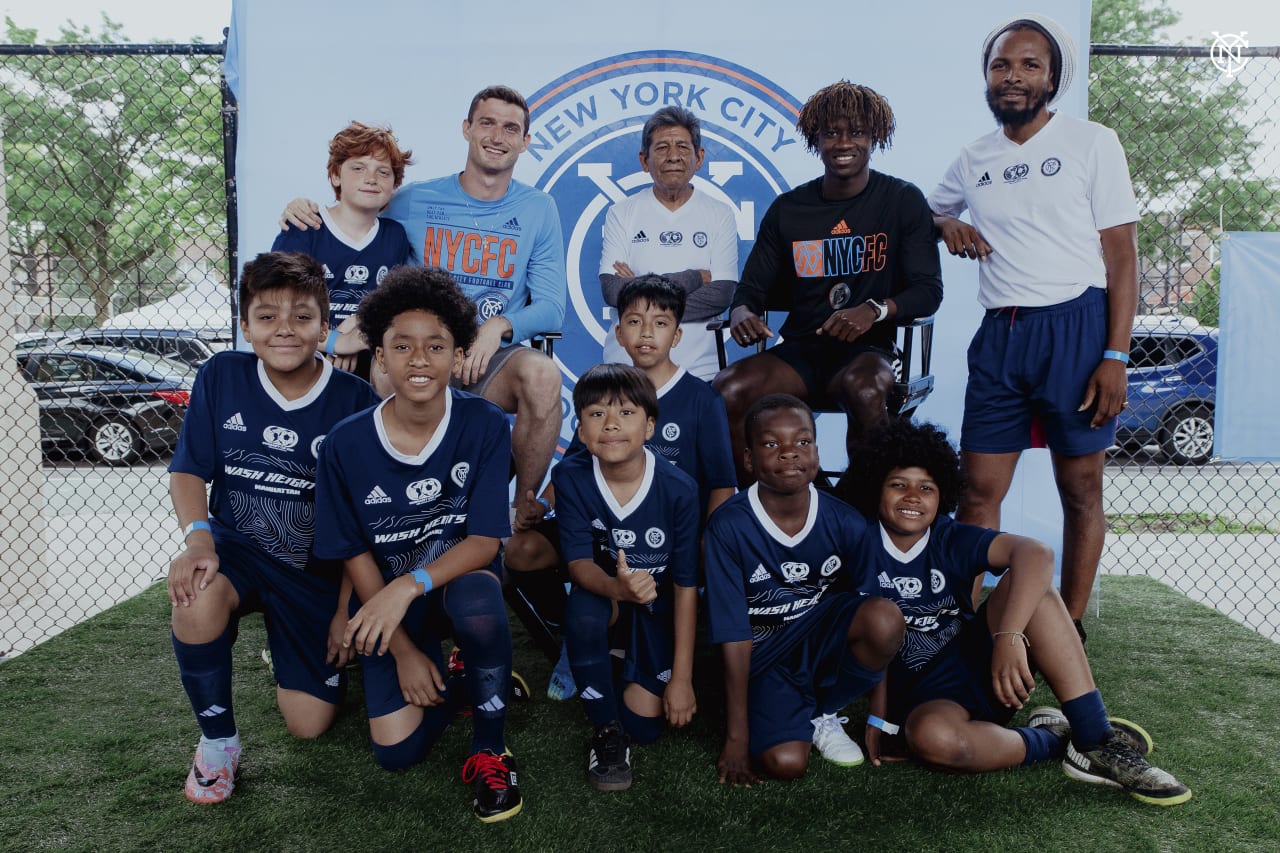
xmin=599 ymin=107 xmax=739 ymax=380
xmin=929 ymin=14 xmax=1139 ymax=641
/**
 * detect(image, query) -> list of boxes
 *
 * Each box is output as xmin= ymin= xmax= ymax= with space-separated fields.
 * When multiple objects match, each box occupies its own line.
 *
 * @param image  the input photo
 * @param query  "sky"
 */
xmin=3 ymin=0 xmax=1279 ymax=46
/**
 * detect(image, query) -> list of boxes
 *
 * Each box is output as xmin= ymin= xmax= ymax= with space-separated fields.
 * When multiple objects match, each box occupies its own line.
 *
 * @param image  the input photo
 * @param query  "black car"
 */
xmin=17 ymin=346 xmax=195 ymax=464
xmin=63 ymin=328 xmax=233 ymax=367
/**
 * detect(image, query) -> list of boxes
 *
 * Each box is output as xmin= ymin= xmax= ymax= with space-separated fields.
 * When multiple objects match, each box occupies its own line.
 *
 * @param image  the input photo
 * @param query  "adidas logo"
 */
xmin=324 ymin=674 xmax=341 ymax=688
xmin=631 ymin=230 xmax=649 ymax=244
xmin=501 ymin=216 xmax=521 ymax=231
xmin=830 ymin=219 xmax=851 ymax=235
xmin=878 ymin=571 xmax=895 ymax=589
xmin=322 ymin=263 xmax=334 ymax=280
xmin=580 ymin=686 xmax=604 ymax=700
xmin=749 ymin=564 xmax=770 ymax=584
xmin=477 ymin=696 xmax=506 ymax=713
xmin=222 ymin=412 xmax=246 ymax=432
xmin=976 ymin=171 xmax=992 ymax=187
xmin=364 ymin=485 xmax=391 ymax=505
xmin=198 ymin=704 xmax=227 ymax=718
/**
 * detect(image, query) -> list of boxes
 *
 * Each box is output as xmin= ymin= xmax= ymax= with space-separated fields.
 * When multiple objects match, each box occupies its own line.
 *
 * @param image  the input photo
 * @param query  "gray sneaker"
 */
xmin=588 ymin=721 xmax=632 ymax=791
xmin=1063 ymin=729 xmax=1192 ymax=805
xmin=1027 ymin=707 xmax=1153 ymax=758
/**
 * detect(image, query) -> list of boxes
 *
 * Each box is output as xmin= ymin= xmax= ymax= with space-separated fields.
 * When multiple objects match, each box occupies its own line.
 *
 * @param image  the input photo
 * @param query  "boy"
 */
xmin=554 ymin=364 xmax=701 ymax=791
xmin=504 ymin=275 xmax=736 ymax=695
xmin=272 ymin=121 xmax=413 ymax=388
xmin=167 ymin=251 xmax=379 ymax=804
xmin=312 ymin=267 xmax=522 ymax=823
xmin=838 ymin=419 xmax=1191 ymax=806
xmin=704 ymin=394 xmax=903 ymax=784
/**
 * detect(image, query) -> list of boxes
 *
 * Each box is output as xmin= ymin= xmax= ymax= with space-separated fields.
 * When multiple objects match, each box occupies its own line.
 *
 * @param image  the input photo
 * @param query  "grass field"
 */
xmin=2 ymin=576 xmax=1278 ymax=852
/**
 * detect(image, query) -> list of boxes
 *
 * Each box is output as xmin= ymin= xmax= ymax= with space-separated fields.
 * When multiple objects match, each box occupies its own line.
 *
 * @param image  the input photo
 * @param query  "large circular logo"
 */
xmin=524 ymin=51 xmax=801 ymax=385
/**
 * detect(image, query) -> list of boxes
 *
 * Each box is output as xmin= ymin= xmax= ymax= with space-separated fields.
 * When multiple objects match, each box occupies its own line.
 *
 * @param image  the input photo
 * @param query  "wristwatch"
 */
xmin=864 ymin=299 xmax=889 ymax=323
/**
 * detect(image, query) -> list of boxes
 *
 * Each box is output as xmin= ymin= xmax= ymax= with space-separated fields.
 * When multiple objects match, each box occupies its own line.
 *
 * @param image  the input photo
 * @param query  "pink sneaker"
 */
xmin=183 ymin=739 xmax=241 ymax=804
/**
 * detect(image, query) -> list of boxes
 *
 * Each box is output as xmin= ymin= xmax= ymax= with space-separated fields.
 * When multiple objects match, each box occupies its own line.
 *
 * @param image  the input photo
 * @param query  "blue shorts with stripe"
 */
xmin=961 ymin=287 xmax=1115 ymax=456
xmin=215 ymin=535 xmax=345 ymax=704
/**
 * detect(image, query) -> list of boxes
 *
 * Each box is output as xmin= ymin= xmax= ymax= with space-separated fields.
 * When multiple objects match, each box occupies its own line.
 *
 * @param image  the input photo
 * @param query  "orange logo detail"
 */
xmin=793 ymin=241 xmax=824 ymax=277
xmin=830 ymin=219 xmax=851 ymax=235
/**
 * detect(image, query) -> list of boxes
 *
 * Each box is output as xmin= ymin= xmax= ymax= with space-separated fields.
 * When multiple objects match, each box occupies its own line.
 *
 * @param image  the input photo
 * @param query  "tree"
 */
xmin=0 ymin=16 xmax=224 ymax=325
xmin=1089 ymin=0 xmax=1278 ymax=267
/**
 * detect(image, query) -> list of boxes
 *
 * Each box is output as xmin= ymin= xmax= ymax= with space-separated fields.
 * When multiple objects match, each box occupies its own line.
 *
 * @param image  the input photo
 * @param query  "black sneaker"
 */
xmin=462 ymin=749 xmax=523 ymax=822
xmin=1063 ymin=729 xmax=1191 ymax=806
xmin=1028 ymin=708 xmax=1153 ymax=758
xmin=587 ymin=721 xmax=632 ymax=791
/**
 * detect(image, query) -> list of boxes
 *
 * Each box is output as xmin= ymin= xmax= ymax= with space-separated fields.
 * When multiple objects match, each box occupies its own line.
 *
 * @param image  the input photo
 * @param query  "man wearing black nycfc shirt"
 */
xmin=713 ymin=81 xmax=943 ymax=486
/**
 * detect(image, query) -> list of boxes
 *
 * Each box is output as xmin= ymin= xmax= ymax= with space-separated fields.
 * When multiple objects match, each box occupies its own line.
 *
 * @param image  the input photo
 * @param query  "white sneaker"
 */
xmin=811 ymin=713 xmax=865 ymax=766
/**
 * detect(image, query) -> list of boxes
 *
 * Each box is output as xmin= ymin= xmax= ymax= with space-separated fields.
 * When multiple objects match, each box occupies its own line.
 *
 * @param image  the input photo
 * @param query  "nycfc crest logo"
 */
xmin=263 ymin=425 xmax=299 ymax=452
xmin=662 ymin=422 xmax=680 ymax=441
xmin=406 ymin=477 xmax=442 ymax=505
xmin=1040 ymin=157 xmax=1061 ymax=177
xmin=931 ymin=568 xmax=946 ymax=594
xmin=451 ymin=462 xmax=469 ymax=487
xmin=524 ymin=51 xmax=802 ymax=381
xmin=645 ymin=527 xmax=666 ymax=547
xmin=311 ymin=434 xmax=325 ymax=458
xmin=476 ymin=293 xmax=507 ymax=321
xmin=821 ymin=555 xmax=841 ymax=577
xmin=376 ymin=265 xmax=390 ymax=285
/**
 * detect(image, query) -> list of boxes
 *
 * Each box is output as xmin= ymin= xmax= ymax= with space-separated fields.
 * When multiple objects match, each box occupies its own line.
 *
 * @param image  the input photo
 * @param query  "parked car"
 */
xmin=17 ymin=346 xmax=195 ymax=465
xmin=1117 ymin=315 xmax=1218 ymax=464
xmin=62 ymin=328 xmax=233 ymax=367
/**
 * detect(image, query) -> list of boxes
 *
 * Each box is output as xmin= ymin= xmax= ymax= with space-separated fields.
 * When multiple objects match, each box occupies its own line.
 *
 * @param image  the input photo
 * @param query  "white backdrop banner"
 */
xmin=1218 ymin=231 xmax=1280 ymax=460
xmin=226 ymin=0 xmax=1092 ymax=545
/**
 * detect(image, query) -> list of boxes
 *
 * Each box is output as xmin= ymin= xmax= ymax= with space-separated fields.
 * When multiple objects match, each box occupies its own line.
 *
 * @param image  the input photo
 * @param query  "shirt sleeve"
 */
xmin=465 ymin=409 xmax=515 ymax=539
xmin=383 ymin=188 xmax=421 ymax=264
xmin=1088 ymin=127 xmax=1140 ymax=231
xmin=168 ymin=360 xmax=218 ymax=481
xmin=670 ymin=479 xmax=701 ymax=588
xmin=552 ymin=465 xmax=595 ymax=564
xmin=697 ymin=389 xmax=738 ymax=491
xmin=708 ymin=199 xmax=740 ymax=283
xmin=599 ymin=201 xmax=627 ymax=281
xmin=703 ymin=511 xmax=752 ymax=644
xmin=731 ymin=197 xmax=782 ymax=316
xmin=503 ymin=195 xmax=567 ymax=343
xmin=311 ymin=428 xmax=370 ymax=561
xmin=927 ymin=154 xmax=969 ymax=218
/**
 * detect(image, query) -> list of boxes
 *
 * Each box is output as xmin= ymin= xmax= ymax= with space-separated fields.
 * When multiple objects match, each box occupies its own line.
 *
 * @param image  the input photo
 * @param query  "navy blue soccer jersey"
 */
xmin=312 ymin=388 xmax=511 ymax=580
xmin=552 ymin=448 xmax=700 ymax=612
xmin=271 ymin=210 xmax=410 ymax=324
xmin=169 ymin=351 xmax=380 ymax=571
xmin=854 ymin=515 xmax=1000 ymax=674
xmin=563 ymin=369 xmax=735 ymax=513
xmin=704 ymin=485 xmax=874 ymax=675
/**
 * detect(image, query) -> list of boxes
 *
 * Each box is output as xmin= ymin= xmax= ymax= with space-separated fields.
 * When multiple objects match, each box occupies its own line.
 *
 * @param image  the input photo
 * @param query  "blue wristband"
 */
xmin=867 ymin=714 xmax=900 ymax=735
xmin=183 ymin=520 xmax=212 ymax=540
xmin=1102 ymin=349 xmax=1129 ymax=365
xmin=536 ymin=497 xmax=555 ymax=520
xmin=410 ymin=567 xmax=433 ymax=595
xmin=325 ymin=329 xmax=341 ymax=356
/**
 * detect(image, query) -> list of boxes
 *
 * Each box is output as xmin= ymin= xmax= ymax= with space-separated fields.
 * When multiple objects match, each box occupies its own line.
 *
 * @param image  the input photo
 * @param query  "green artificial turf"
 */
xmin=2 ymin=577 xmax=1278 ymax=852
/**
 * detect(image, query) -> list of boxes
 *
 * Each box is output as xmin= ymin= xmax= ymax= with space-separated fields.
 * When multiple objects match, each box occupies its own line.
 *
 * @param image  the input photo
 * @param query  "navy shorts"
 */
xmin=885 ymin=603 xmax=1018 ymax=730
xmin=614 ymin=601 xmax=678 ymax=699
xmin=961 ymin=287 xmax=1115 ymax=456
xmin=747 ymin=591 xmax=866 ymax=756
xmin=767 ymin=335 xmax=894 ymax=407
xmin=216 ymin=536 xmax=345 ymax=704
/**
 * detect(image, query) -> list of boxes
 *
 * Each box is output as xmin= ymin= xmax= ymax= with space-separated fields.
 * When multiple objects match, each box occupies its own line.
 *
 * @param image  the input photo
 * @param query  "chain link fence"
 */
xmin=0 ymin=43 xmax=230 ymax=658
xmin=1091 ymin=44 xmax=1280 ymax=640
xmin=1 ymin=42 xmax=1277 ymax=658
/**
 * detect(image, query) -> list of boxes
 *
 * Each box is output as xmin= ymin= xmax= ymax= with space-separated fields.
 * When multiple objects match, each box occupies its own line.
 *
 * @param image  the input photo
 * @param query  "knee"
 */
xmin=504 ymin=532 xmax=554 ymax=573
xmin=838 ymin=361 xmax=892 ymax=411
xmin=852 ymin=597 xmax=905 ymax=665
xmin=711 ymin=363 xmax=753 ymax=411
xmin=760 ymin=744 xmax=810 ymax=781
xmin=906 ymin=721 xmax=973 ymax=771
xmin=519 ymin=353 xmax=562 ymax=400
xmin=171 ymin=587 xmax=234 ymax=641
xmin=284 ymin=711 xmax=335 ymax=740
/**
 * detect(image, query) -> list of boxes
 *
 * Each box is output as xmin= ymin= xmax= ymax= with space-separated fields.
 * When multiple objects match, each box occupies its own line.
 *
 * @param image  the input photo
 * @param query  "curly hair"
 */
xmin=356 ymin=266 xmax=477 ymax=354
xmin=796 ymin=80 xmax=896 ymax=154
xmin=837 ymin=419 xmax=964 ymax=518
xmin=573 ymin=363 xmax=659 ymax=421
xmin=326 ymin=122 xmax=414 ymax=200
xmin=239 ymin=251 xmax=329 ymax=323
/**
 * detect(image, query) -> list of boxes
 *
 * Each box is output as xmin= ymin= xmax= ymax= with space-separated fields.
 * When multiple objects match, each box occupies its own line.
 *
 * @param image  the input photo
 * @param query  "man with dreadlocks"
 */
xmin=928 ymin=16 xmax=1139 ymax=643
xmin=713 ymin=81 xmax=942 ymax=487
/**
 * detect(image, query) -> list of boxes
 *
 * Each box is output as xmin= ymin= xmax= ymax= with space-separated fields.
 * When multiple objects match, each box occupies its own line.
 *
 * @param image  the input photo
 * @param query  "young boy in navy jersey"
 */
xmin=838 ymin=419 xmax=1190 ymax=806
xmin=168 ymin=251 xmax=380 ymax=804
xmin=272 ymin=121 xmax=412 ymax=390
xmin=554 ymin=364 xmax=701 ymax=791
xmin=312 ymin=267 xmax=522 ymax=823
xmin=505 ymin=275 xmax=736 ymax=698
xmin=704 ymin=394 xmax=903 ymax=784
